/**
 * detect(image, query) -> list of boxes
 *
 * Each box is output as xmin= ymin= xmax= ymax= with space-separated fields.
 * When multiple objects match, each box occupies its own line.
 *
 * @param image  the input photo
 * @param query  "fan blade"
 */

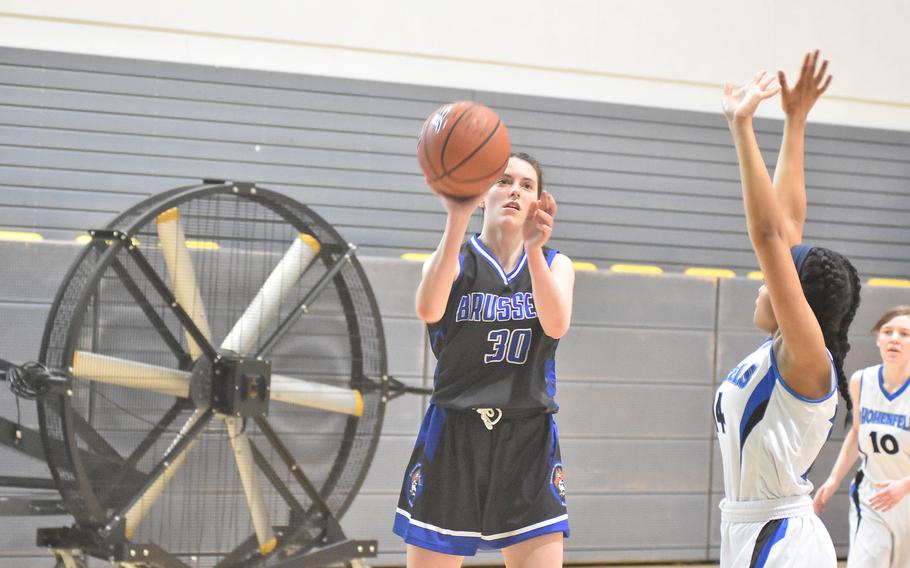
xmin=125 ymin=409 xmax=204 ymax=539
xmin=157 ymin=207 xmax=213 ymax=359
xmin=225 ymin=417 xmax=277 ymax=555
xmin=71 ymin=351 xmax=361 ymax=415
xmin=71 ymin=351 xmax=190 ymax=398
xmin=270 ymin=374 xmax=363 ymax=416
xmin=221 ymin=234 xmax=320 ymax=357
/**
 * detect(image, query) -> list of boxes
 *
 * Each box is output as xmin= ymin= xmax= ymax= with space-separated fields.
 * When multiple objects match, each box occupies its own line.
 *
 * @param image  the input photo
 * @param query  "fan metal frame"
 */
xmin=32 ymin=181 xmax=389 ymax=566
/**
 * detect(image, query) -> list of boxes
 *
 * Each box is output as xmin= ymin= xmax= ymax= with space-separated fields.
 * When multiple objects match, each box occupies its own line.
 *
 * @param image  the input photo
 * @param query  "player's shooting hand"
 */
xmin=427 ymin=178 xmax=484 ymax=218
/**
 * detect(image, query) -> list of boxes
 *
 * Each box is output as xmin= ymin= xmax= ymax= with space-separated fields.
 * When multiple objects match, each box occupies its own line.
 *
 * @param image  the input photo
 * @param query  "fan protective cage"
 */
xmin=36 ymin=183 xmax=388 ymax=564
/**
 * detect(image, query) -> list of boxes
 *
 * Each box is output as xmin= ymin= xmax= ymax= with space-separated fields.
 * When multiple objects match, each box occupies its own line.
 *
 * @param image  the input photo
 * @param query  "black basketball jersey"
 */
xmin=427 ymin=234 xmax=561 ymax=412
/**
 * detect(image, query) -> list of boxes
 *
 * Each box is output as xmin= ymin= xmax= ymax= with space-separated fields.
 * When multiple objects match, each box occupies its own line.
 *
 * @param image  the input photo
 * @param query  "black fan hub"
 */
xmin=191 ymin=355 xmax=271 ymax=418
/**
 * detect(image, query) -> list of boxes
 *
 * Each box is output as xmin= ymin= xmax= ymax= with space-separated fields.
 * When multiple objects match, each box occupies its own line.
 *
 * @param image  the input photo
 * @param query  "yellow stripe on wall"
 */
xmin=572 ymin=261 xmax=597 ymax=272
xmin=610 ymin=264 xmax=663 ymax=275
xmin=685 ymin=267 xmax=736 ymax=279
xmin=868 ymin=278 xmax=910 ymax=288
xmin=186 ymin=240 xmax=220 ymax=251
xmin=401 ymin=252 xmax=431 ymax=262
xmin=0 ymin=230 xmax=43 ymax=242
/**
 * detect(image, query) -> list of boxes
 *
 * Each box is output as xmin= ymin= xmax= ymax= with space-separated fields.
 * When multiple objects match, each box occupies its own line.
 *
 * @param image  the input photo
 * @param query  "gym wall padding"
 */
xmin=1 ymin=47 xmax=909 ymax=276
xmin=2 ymin=240 xmax=907 ymax=565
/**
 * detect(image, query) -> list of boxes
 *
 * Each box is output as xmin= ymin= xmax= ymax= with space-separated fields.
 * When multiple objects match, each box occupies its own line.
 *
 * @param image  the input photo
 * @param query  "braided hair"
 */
xmin=798 ymin=247 xmax=862 ymax=424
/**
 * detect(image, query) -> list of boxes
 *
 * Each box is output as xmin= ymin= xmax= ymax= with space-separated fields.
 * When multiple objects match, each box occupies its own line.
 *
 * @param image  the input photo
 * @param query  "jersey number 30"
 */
xmin=485 ymin=328 xmax=532 ymax=364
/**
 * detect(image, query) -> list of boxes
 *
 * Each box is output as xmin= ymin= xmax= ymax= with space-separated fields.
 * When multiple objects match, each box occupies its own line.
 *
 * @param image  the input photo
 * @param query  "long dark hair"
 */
xmin=798 ymin=247 xmax=861 ymax=424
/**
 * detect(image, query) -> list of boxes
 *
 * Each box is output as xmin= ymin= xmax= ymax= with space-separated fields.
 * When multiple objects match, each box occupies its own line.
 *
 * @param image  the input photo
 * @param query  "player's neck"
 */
xmin=881 ymin=360 xmax=910 ymax=392
xmin=477 ymin=227 xmax=524 ymax=273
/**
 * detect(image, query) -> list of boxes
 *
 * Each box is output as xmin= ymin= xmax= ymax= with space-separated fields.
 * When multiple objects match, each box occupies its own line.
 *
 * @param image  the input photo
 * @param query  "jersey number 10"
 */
xmin=869 ymin=431 xmax=900 ymax=455
xmin=485 ymin=328 xmax=532 ymax=364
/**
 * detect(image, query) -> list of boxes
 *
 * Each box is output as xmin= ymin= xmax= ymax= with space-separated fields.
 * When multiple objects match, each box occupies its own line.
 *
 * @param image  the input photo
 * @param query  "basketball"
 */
xmin=417 ymin=101 xmax=511 ymax=198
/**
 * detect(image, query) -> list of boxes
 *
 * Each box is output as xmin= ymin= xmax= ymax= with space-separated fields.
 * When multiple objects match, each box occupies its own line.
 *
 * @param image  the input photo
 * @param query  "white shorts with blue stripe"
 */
xmin=720 ymin=496 xmax=836 ymax=567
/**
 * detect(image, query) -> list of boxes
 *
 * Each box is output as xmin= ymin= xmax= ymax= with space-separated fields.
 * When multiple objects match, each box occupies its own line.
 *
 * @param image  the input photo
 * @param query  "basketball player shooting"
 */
xmin=393 ymin=137 xmax=575 ymax=568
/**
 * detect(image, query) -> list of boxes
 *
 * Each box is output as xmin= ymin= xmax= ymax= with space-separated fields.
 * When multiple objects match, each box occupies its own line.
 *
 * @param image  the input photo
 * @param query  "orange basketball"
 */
xmin=417 ymin=101 xmax=511 ymax=198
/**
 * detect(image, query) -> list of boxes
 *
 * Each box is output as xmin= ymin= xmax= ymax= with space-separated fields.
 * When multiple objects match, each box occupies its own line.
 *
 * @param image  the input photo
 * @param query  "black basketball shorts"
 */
xmin=392 ymin=404 xmax=569 ymax=556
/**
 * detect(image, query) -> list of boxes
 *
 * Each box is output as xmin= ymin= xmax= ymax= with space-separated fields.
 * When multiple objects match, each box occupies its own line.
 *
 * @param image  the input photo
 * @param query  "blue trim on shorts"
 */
xmin=478 ymin=518 xmax=569 ymax=550
xmin=393 ymin=510 xmax=480 ymax=556
xmin=415 ymin=405 xmax=447 ymax=463
xmin=753 ymin=518 xmax=788 ymax=568
xmin=393 ymin=509 xmax=568 ymax=556
xmin=548 ymin=415 xmax=559 ymax=466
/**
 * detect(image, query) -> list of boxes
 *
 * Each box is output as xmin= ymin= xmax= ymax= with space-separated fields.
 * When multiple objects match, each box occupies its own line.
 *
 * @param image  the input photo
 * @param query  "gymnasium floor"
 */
xmin=581 ymin=564 xmax=848 ymax=567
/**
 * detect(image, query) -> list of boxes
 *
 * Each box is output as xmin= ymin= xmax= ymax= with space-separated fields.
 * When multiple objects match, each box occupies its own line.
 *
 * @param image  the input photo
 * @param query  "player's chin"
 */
xmin=497 ymin=210 xmax=524 ymax=225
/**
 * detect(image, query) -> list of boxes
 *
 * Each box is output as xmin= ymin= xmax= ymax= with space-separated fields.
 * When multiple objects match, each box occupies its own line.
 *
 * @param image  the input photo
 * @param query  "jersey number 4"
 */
xmin=485 ymin=328 xmax=532 ymax=364
xmin=714 ymin=391 xmax=726 ymax=434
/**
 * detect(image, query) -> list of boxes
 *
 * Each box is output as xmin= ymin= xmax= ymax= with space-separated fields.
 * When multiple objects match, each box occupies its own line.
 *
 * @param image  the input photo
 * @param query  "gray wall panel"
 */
xmin=1 ymin=303 xmax=50 ymax=362
xmin=561 ymin=439 xmax=711 ymax=493
xmin=850 ymin=285 xmax=910 ymax=332
xmin=1 ymin=188 xmax=142 ymax=220
xmin=4 ymin=242 xmax=910 ymax=563
xmin=0 ymin=242 xmax=80 ymax=301
xmin=558 ymin=330 xmax=714 ymax=384
xmin=557 ymin=383 xmax=713 ymax=439
xmin=565 ymin=494 xmax=708 ymax=559
xmin=2 ymin=47 xmax=909 ymax=276
xmin=360 ymin=259 xmax=422 ymax=318
xmin=572 ymin=271 xmax=716 ymax=329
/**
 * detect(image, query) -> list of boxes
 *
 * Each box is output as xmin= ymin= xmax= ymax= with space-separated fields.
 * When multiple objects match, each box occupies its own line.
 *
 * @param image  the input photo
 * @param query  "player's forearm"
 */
xmin=771 ymin=117 xmax=808 ymax=246
xmin=730 ymin=118 xmax=787 ymax=245
xmin=825 ymin=426 xmax=860 ymax=487
xmin=527 ymin=249 xmax=571 ymax=339
xmin=415 ymin=213 xmax=471 ymax=322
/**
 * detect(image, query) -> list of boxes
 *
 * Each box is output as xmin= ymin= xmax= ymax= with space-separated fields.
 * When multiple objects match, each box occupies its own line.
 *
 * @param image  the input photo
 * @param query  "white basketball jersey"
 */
xmin=856 ymin=364 xmax=910 ymax=487
xmin=714 ymin=339 xmax=838 ymax=501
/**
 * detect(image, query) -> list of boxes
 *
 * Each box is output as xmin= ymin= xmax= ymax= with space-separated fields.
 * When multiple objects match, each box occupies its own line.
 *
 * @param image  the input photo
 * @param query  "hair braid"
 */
xmin=799 ymin=247 xmax=861 ymax=425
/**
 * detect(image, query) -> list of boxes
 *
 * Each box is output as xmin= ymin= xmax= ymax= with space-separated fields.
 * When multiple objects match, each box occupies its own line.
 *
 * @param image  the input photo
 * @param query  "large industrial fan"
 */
xmin=1 ymin=181 xmax=420 ymax=567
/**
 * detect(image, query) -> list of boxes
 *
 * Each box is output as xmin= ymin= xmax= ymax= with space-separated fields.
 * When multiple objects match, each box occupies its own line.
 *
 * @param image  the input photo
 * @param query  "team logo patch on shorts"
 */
xmin=407 ymin=462 xmax=424 ymax=507
xmin=550 ymin=462 xmax=566 ymax=506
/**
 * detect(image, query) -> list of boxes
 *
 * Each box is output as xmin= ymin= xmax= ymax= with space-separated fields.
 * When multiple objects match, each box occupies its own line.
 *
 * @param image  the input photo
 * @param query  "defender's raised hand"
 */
xmin=779 ymin=50 xmax=832 ymax=120
xmin=722 ymin=70 xmax=780 ymax=123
